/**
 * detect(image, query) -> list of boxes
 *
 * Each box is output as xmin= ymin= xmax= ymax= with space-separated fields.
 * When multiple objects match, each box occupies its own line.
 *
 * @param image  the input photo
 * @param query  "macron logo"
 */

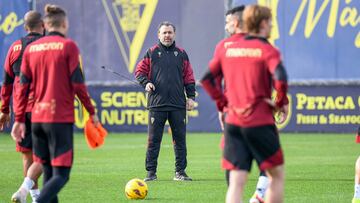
xmin=29 ymin=42 xmax=64 ymax=53
xmin=226 ymin=48 xmax=262 ymax=58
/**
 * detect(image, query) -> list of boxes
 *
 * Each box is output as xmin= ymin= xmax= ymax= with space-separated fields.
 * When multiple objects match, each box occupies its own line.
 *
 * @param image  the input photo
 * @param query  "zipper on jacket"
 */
xmin=165 ymin=50 xmax=171 ymax=101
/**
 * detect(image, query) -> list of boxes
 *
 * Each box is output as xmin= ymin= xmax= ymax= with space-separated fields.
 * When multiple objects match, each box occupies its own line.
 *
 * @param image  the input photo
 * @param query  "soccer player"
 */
xmin=215 ymin=5 xmax=269 ymax=203
xmin=201 ymin=4 xmax=288 ymax=203
xmin=135 ymin=21 xmax=196 ymax=181
xmin=11 ymin=4 xmax=98 ymax=203
xmin=354 ymin=127 xmax=360 ymax=203
xmin=354 ymin=156 xmax=360 ymax=203
xmin=0 ymin=10 xmax=44 ymax=203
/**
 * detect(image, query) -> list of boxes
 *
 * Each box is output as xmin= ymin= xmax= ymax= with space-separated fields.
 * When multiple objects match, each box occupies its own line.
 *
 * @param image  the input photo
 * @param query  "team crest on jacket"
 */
xmin=158 ymin=52 xmax=161 ymax=57
xmin=151 ymin=117 xmax=155 ymax=124
xmin=174 ymin=51 xmax=178 ymax=56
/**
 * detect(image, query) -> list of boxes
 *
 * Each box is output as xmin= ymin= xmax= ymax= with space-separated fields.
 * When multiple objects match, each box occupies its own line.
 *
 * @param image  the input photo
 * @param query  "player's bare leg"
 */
xmin=353 ymin=156 xmax=360 ymax=203
xmin=265 ymin=165 xmax=284 ymax=203
xmin=22 ymin=152 xmax=33 ymax=177
xmin=226 ymin=170 xmax=248 ymax=203
xmin=12 ymin=151 xmax=33 ymax=203
xmin=27 ymin=162 xmax=42 ymax=201
xmin=12 ymin=151 xmax=42 ymax=203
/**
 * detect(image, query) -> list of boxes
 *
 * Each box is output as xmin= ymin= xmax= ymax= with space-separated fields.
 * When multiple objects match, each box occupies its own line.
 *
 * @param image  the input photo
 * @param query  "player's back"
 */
xmin=214 ymin=33 xmax=246 ymax=57
xmin=222 ymin=36 xmax=281 ymax=127
xmin=23 ymin=33 xmax=79 ymax=123
xmin=210 ymin=33 xmax=246 ymax=93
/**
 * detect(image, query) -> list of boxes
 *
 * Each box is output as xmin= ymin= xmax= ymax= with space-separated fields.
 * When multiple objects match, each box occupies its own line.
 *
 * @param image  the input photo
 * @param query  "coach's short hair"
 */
xmin=157 ymin=21 xmax=176 ymax=33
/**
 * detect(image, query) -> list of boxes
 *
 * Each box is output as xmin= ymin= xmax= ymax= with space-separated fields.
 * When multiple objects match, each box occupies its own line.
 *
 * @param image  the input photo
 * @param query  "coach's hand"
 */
xmin=186 ymin=98 xmax=195 ymax=111
xmin=11 ymin=122 xmax=25 ymax=142
xmin=145 ymin=83 xmax=155 ymax=92
xmin=0 ymin=112 xmax=10 ymax=131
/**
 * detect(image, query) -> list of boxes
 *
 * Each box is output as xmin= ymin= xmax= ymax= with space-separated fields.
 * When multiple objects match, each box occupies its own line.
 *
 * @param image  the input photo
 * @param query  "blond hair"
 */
xmin=243 ymin=5 xmax=272 ymax=34
xmin=44 ymin=4 xmax=66 ymax=28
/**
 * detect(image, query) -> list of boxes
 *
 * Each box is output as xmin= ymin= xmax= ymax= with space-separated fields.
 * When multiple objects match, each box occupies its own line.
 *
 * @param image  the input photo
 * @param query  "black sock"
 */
xmin=225 ymin=170 xmax=230 ymax=186
xmin=37 ymin=166 xmax=71 ymax=203
xmin=259 ymin=170 xmax=267 ymax=177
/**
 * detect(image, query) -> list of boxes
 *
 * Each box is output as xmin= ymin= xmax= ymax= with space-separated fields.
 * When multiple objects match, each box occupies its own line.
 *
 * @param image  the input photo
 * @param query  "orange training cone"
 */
xmin=84 ymin=118 xmax=108 ymax=149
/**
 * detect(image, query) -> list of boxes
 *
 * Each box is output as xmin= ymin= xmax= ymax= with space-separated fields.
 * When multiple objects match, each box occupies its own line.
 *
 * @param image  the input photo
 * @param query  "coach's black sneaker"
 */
xmin=174 ymin=171 xmax=192 ymax=181
xmin=144 ymin=171 xmax=157 ymax=182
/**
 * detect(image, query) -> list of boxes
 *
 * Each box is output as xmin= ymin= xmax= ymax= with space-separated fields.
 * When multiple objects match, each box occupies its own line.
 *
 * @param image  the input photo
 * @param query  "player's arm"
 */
xmin=12 ymin=50 xmax=31 ymax=141
xmin=211 ymin=42 xmax=225 ymax=92
xmin=201 ymin=69 xmax=227 ymax=112
xmin=273 ymin=62 xmax=288 ymax=107
xmin=67 ymin=42 xmax=98 ymax=124
xmin=14 ymin=51 xmax=31 ymax=122
xmin=266 ymin=49 xmax=288 ymax=108
xmin=135 ymin=50 xmax=154 ymax=91
xmin=200 ymin=44 xmax=227 ymax=112
xmin=1 ymin=46 xmax=16 ymax=114
xmin=265 ymin=48 xmax=289 ymax=124
xmin=71 ymin=64 xmax=95 ymax=114
xmin=0 ymin=45 xmax=16 ymax=130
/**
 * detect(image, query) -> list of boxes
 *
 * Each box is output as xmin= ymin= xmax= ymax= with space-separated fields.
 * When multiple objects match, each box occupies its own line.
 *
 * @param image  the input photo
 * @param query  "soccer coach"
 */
xmin=135 ymin=21 xmax=196 ymax=182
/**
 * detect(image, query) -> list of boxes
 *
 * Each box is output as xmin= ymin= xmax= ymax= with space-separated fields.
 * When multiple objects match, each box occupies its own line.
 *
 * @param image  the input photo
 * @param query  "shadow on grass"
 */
xmin=140 ymin=197 xmax=183 ymax=201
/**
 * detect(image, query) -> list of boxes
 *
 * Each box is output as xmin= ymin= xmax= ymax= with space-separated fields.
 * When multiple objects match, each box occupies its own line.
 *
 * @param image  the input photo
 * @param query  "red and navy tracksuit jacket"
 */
xmin=135 ymin=41 xmax=196 ymax=111
xmin=15 ymin=31 xmax=95 ymax=123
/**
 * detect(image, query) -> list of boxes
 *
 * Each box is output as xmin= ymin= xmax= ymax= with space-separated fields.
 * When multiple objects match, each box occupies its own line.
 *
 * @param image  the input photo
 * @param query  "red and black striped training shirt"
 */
xmin=201 ymin=35 xmax=288 ymax=127
xmin=1 ymin=33 xmax=42 ymax=114
xmin=15 ymin=31 xmax=95 ymax=123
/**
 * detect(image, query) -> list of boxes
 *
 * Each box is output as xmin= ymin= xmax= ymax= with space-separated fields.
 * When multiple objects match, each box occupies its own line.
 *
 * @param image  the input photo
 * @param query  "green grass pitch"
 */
xmin=0 ymin=132 xmax=358 ymax=202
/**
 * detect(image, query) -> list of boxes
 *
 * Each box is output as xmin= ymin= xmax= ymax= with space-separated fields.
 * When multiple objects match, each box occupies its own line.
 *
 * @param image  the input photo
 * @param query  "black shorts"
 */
xmin=32 ymin=123 xmax=73 ymax=167
xmin=16 ymin=112 xmax=32 ymax=152
xmin=222 ymin=123 xmax=284 ymax=171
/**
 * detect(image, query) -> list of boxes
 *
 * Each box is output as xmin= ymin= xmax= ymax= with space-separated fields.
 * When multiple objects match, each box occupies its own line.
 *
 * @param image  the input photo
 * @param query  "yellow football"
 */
xmin=125 ymin=178 xmax=148 ymax=200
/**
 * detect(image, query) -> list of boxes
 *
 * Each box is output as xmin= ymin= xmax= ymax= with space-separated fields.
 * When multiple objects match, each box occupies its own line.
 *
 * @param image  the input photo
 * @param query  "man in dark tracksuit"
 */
xmin=135 ymin=21 xmax=196 ymax=181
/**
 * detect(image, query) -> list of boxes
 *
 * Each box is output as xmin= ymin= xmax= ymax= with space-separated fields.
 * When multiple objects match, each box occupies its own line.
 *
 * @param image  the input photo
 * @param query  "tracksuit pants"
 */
xmin=145 ymin=109 xmax=187 ymax=173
